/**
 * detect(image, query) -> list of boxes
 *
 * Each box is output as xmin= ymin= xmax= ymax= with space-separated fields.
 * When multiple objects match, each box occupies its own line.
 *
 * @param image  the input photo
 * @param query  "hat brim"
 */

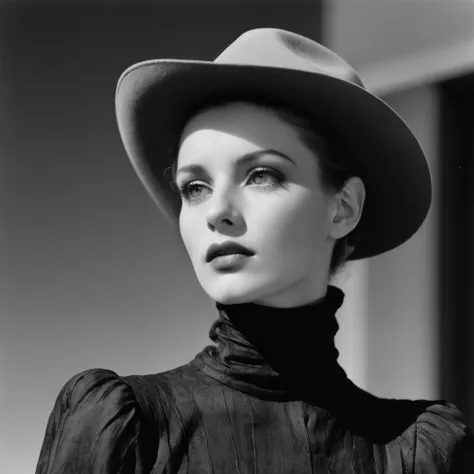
xmin=115 ymin=59 xmax=432 ymax=260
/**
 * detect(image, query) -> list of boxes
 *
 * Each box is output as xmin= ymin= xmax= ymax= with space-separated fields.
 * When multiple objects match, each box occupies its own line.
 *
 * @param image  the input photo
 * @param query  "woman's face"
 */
xmin=176 ymin=102 xmax=341 ymax=308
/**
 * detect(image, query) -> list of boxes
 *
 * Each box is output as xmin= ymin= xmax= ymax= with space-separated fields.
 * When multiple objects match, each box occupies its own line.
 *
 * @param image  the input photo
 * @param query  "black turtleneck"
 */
xmin=191 ymin=285 xmax=348 ymax=403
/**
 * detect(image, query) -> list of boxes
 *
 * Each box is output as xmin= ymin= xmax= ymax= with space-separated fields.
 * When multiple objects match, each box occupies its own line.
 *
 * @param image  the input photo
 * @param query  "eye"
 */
xmin=247 ymin=167 xmax=279 ymax=185
xmin=177 ymin=166 xmax=287 ymax=202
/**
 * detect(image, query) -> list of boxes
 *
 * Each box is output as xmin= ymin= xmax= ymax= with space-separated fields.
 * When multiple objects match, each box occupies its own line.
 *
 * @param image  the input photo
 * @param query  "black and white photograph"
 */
xmin=1 ymin=0 xmax=474 ymax=472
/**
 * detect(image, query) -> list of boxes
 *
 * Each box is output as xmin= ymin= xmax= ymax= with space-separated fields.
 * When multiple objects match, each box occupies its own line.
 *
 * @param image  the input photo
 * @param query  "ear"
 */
xmin=329 ymin=177 xmax=366 ymax=240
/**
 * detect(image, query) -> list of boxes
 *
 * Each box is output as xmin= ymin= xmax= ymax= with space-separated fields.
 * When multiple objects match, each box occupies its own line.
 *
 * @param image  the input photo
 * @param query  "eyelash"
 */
xmin=177 ymin=166 xmax=287 ymax=202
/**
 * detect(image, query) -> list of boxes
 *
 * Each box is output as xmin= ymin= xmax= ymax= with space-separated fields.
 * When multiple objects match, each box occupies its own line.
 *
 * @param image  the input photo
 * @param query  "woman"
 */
xmin=36 ymin=28 xmax=474 ymax=473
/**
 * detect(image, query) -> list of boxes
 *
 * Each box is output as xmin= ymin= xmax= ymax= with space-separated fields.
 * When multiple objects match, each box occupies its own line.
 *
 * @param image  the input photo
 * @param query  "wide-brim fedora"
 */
xmin=115 ymin=28 xmax=431 ymax=261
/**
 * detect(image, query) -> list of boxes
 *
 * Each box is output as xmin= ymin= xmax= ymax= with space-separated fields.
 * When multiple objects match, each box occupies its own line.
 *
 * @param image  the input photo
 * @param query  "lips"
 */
xmin=206 ymin=240 xmax=255 ymax=263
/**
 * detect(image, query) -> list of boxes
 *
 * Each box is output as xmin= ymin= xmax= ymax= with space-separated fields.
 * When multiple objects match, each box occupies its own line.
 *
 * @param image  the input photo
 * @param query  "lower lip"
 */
xmin=210 ymin=253 xmax=252 ymax=270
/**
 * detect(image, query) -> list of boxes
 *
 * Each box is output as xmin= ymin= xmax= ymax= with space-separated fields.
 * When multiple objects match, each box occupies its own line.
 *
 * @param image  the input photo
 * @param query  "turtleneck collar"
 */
xmin=190 ymin=285 xmax=351 ymax=402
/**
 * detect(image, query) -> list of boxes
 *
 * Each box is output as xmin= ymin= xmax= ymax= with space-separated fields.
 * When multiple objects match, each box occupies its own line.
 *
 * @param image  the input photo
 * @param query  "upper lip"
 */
xmin=206 ymin=240 xmax=255 ymax=262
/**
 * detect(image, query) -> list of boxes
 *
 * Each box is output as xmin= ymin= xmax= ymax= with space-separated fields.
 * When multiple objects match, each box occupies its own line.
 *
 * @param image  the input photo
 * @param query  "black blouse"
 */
xmin=36 ymin=286 xmax=474 ymax=473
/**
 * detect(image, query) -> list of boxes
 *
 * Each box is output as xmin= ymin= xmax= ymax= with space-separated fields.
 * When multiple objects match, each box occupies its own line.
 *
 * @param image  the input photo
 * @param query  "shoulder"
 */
xmin=399 ymin=400 xmax=474 ymax=473
xmin=49 ymin=367 xmax=139 ymax=428
xmin=56 ymin=367 xmax=135 ymax=407
xmin=346 ymin=385 xmax=474 ymax=472
xmin=36 ymin=368 xmax=155 ymax=473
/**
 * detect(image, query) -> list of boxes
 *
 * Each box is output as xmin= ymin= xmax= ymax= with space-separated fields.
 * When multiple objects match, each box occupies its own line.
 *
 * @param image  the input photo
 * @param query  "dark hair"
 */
xmin=168 ymin=98 xmax=363 ymax=277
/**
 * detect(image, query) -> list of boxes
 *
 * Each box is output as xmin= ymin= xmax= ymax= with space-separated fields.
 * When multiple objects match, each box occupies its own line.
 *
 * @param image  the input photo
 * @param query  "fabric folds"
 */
xmin=191 ymin=285 xmax=348 ymax=401
xmin=35 ymin=368 xmax=141 ymax=474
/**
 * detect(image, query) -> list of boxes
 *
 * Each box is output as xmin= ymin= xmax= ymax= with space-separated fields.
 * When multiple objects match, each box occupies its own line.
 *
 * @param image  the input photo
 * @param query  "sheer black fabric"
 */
xmin=36 ymin=286 xmax=474 ymax=473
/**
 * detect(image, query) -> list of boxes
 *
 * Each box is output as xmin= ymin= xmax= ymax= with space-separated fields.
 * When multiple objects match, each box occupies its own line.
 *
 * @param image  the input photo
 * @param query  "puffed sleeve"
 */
xmin=410 ymin=402 xmax=474 ymax=473
xmin=35 ymin=368 xmax=146 ymax=474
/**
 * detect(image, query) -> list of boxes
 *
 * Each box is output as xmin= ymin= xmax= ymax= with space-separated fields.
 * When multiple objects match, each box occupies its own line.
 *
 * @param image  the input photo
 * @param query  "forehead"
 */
xmin=178 ymin=101 xmax=307 ymax=159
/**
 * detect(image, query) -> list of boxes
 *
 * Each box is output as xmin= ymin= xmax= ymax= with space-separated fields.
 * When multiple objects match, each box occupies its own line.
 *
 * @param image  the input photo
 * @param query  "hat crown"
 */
xmin=215 ymin=28 xmax=364 ymax=88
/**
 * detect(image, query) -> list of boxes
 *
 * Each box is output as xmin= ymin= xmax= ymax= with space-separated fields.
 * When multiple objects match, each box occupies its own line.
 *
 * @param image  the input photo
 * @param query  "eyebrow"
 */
xmin=174 ymin=149 xmax=296 ymax=178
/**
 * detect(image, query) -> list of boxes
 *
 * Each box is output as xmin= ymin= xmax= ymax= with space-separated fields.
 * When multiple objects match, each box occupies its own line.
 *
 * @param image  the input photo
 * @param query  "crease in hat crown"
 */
xmin=214 ymin=28 xmax=365 ymax=88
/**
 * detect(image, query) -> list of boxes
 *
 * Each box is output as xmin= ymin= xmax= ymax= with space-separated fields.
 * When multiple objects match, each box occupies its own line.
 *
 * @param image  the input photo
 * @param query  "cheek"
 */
xmin=179 ymin=213 xmax=200 ymax=261
xmin=259 ymin=193 xmax=329 ymax=255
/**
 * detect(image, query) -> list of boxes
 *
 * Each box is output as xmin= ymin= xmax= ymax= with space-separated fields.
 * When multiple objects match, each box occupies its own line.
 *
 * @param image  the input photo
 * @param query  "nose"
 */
xmin=206 ymin=187 xmax=243 ymax=231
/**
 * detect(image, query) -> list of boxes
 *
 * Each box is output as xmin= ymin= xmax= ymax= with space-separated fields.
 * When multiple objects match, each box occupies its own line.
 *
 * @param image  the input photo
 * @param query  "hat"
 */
xmin=115 ymin=28 xmax=431 ymax=260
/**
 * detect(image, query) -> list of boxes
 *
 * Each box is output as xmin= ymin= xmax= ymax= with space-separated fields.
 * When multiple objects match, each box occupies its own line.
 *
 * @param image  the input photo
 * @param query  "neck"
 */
xmin=191 ymin=285 xmax=350 ymax=402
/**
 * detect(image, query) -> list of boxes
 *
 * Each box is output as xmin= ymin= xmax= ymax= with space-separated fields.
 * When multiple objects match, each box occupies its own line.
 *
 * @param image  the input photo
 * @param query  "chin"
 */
xmin=207 ymin=289 xmax=254 ymax=306
xmin=201 ymin=277 xmax=264 ymax=305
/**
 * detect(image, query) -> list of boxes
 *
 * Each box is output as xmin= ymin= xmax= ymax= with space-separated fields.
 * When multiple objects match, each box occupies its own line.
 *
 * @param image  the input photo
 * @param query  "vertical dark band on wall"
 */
xmin=438 ymin=74 xmax=474 ymax=428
